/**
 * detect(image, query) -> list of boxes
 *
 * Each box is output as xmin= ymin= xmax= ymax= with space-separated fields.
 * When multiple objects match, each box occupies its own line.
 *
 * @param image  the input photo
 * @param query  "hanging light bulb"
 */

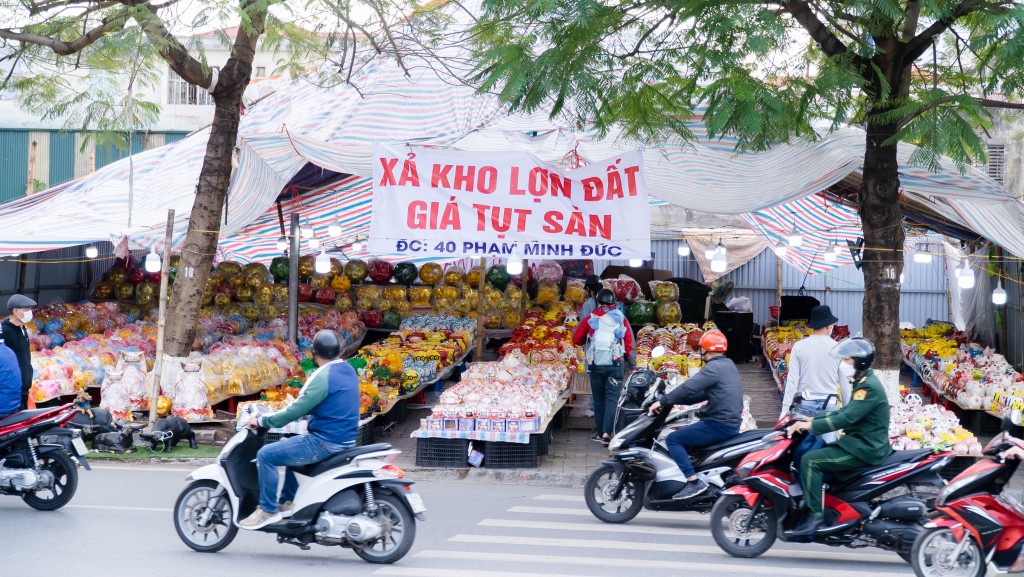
xmin=314 ymin=249 xmax=330 ymax=274
xmin=84 ymin=244 xmax=99 ymax=259
xmin=351 ymin=238 xmax=363 ymax=251
xmin=328 ymin=221 xmax=342 ymax=237
xmin=716 ymin=239 xmax=726 ymax=256
xmin=788 ymin=228 xmax=803 ymax=248
xmin=710 ymin=246 xmax=728 ymax=273
xmin=993 ymin=280 xmax=1008 ymax=305
xmin=704 ymin=243 xmax=717 ymax=260
xmin=823 ymin=243 xmax=837 ymax=263
xmin=899 ymin=272 xmax=905 ymax=284
xmin=629 ymin=258 xmax=643 ymax=267
xmin=774 ymin=244 xmax=788 ymax=258
xmin=144 ymin=248 xmax=161 ymax=273
xmin=308 ymin=236 xmax=320 ymax=250
xmin=276 ymin=236 xmax=288 ymax=251
xmin=300 ymin=221 xmax=314 ymax=239
xmin=957 ymin=260 xmax=975 ymax=289
xmin=506 ymin=250 xmax=524 ymax=275
xmin=914 ymin=243 xmax=933 ymax=264
xmin=677 ymin=243 xmax=690 ymax=257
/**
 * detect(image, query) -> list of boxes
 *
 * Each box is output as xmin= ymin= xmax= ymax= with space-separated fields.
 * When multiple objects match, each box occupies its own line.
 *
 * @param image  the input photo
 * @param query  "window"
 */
xmin=255 ymin=66 xmax=266 ymax=78
xmin=167 ymin=66 xmax=217 ymax=105
xmin=985 ymin=144 xmax=1005 ymax=184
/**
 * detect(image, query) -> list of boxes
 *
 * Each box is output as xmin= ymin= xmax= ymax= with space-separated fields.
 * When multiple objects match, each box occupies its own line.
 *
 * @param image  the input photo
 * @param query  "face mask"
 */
xmin=19 ymin=310 xmax=32 ymax=324
xmin=839 ymin=361 xmax=855 ymax=383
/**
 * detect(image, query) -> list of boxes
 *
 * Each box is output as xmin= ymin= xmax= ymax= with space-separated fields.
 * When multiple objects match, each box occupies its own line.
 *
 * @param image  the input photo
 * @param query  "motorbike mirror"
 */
xmin=651 ymin=345 xmax=667 ymax=359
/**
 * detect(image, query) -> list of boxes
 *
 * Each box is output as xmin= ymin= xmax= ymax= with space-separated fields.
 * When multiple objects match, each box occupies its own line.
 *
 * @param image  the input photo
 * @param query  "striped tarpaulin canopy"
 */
xmin=0 ymin=53 xmax=1018 ymax=260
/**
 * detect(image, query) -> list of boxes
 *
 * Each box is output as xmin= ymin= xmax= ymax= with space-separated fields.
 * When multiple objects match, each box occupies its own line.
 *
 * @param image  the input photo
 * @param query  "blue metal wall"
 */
xmin=48 ymin=131 xmax=77 ymax=186
xmin=0 ymin=132 xmax=29 ymax=203
xmin=594 ymin=239 xmax=950 ymax=336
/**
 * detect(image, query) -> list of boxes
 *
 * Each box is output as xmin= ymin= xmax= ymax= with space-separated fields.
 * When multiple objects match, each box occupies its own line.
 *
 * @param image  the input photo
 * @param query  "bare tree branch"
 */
xmin=808 ymin=0 xmax=860 ymax=44
xmin=0 ymin=16 xmax=120 ymax=55
xmin=779 ymin=0 xmax=850 ymax=58
xmin=133 ymin=2 xmax=210 ymax=88
xmin=976 ymin=97 xmax=1024 ymax=110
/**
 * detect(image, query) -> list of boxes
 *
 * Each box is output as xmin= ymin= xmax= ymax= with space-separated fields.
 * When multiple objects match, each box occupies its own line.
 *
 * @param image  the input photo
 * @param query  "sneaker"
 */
xmin=238 ymin=507 xmax=282 ymax=529
xmin=591 ymin=434 xmax=606 ymax=443
xmin=672 ymin=477 xmax=709 ymax=500
xmin=279 ymin=501 xmax=294 ymax=517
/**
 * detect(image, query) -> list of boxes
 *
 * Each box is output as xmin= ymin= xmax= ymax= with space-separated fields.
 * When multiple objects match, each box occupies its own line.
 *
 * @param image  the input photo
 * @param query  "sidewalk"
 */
xmin=380 ymin=360 xmax=783 ymax=487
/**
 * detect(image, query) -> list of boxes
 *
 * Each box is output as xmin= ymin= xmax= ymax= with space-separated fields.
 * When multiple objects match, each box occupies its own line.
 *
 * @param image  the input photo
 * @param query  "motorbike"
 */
xmin=173 ymin=422 xmax=425 ymax=564
xmin=710 ymin=415 xmax=952 ymax=563
xmin=911 ymin=414 xmax=1024 ymax=577
xmin=584 ymin=346 xmax=772 ymax=523
xmin=0 ymin=403 xmax=90 ymax=510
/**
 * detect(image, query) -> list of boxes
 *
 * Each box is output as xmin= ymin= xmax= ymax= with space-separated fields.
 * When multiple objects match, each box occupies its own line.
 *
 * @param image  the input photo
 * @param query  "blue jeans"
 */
xmin=667 ymin=419 xmax=739 ymax=477
xmin=256 ymin=433 xmax=353 ymax=513
xmin=590 ymin=364 xmax=623 ymax=436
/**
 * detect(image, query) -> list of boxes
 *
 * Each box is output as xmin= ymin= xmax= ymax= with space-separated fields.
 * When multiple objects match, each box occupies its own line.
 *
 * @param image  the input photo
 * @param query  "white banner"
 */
xmin=368 ymin=146 xmax=651 ymax=260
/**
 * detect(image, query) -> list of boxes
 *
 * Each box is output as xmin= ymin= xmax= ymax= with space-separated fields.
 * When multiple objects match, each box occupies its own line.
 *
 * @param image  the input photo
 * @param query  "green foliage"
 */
xmin=470 ymin=0 xmax=1024 ymax=172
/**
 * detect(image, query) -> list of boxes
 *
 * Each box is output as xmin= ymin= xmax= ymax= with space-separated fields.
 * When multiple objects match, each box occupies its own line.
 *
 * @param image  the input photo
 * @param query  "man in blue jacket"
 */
xmin=0 ymin=343 xmax=22 ymax=420
xmin=240 ymin=330 xmax=360 ymax=529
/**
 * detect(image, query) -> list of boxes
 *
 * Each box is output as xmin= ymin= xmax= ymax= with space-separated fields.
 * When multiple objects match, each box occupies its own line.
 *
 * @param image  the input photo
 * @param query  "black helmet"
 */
xmin=312 ymin=330 xmax=342 ymax=360
xmin=585 ymin=274 xmax=603 ymax=292
xmin=596 ymin=288 xmax=615 ymax=306
xmin=834 ymin=337 xmax=875 ymax=373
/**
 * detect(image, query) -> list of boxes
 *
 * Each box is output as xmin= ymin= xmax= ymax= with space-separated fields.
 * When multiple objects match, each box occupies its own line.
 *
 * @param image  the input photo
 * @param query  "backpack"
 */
xmin=589 ymin=313 xmax=624 ymax=366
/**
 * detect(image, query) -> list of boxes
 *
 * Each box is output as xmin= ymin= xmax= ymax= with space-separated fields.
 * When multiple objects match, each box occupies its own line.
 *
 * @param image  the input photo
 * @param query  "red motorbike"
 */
xmin=710 ymin=415 xmax=952 ymax=562
xmin=911 ymin=418 xmax=1024 ymax=576
xmin=0 ymin=403 xmax=90 ymax=510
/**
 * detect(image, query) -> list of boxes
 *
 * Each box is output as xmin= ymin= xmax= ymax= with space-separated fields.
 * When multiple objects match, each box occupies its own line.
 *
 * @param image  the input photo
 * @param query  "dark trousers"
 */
xmin=667 ymin=419 xmax=739 ymax=477
xmin=800 ymin=445 xmax=867 ymax=517
xmin=589 ymin=364 xmax=623 ymax=436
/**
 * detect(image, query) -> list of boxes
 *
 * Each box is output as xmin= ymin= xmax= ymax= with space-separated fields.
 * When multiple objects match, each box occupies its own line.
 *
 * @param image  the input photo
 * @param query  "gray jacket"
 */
xmin=659 ymin=356 xmax=743 ymax=428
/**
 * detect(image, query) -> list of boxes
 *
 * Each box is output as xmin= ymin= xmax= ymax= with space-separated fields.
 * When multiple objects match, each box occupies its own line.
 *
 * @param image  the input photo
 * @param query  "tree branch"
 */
xmin=976 ymin=98 xmax=1024 ymax=110
xmin=0 ymin=16 xmax=119 ymax=55
xmin=779 ymin=0 xmax=850 ymax=58
xmin=807 ymin=0 xmax=860 ymax=44
xmin=133 ymin=3 xmax=210 ymax=88
xmin=903 ymin=0 xmax=1009 ymax=63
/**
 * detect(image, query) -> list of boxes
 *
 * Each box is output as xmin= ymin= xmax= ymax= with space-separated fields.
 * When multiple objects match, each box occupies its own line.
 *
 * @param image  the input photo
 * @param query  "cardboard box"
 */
xmin=458 ymin=418 xmax=476 ymax=432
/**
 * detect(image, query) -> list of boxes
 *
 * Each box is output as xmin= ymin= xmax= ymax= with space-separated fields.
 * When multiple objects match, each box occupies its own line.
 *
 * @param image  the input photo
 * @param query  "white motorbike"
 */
xmin=173 ymin=424 xmax=425 ymax=564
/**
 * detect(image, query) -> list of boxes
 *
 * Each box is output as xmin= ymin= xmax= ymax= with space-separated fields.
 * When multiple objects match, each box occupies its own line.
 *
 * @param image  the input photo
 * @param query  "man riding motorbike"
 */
xmin=647 ymin=330 xmax=743 ymax=501
xmin=785 ymin=336 xmax=893 ymax=537
xmin=241 ymin=330 xmax=359 ymax=529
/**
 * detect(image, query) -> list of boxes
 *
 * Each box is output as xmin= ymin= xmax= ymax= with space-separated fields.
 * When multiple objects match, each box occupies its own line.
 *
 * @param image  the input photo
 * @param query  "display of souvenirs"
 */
xmin=99 ymin=365 xmax=133 ymax=421
xmin=420 ymin=351 xmax=571 ymax=435
xmin=169 ymin=358 xmax=214 ymax=421
xmin=118 ymin=350 xmax=151 ymax=412
xmin=889 ymin=395 xmax=982 ymax=455
xmin=497 ymin=310 xmax=581 ymax=369
xmin=901 ymin=324 xmax=1024 ymax=416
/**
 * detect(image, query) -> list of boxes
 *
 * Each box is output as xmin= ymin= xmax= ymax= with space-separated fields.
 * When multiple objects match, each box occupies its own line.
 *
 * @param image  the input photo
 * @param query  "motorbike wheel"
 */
xmin=355 ymin=494 xmax=417 ymax=564
xmin=911 ymin=526 xmax=985 ymax=577
xmin=174 ymin=480 xmax=237 ymax=553
xmin=22 ymin=450 xmax=78 ymax=511
xmin=710 ymin=495 xmax=777 ymax=558
xmin=584 ymin=463 xmax=644 ymax=523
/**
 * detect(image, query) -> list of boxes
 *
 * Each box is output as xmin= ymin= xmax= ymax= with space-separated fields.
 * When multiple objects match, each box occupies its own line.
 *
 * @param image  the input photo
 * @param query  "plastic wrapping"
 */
xmin=534 ymin=261 xmax=564 ymax=284
xmin=650 ymin=281 xmax=680 ymax=302
xmin=656 ymin=301 xmax=682 ymax=325
xmin=419 ymin=262 xmax=443 ymax=285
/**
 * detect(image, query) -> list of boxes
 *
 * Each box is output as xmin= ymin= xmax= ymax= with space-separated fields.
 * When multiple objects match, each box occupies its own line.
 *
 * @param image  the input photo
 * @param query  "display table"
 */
xmin=411 ymin=392 xmax=568 ymax=444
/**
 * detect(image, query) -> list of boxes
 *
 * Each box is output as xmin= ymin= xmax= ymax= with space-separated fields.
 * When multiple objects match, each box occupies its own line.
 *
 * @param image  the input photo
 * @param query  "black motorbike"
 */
xmin=584 ymin=364 xmax=771 ymax=523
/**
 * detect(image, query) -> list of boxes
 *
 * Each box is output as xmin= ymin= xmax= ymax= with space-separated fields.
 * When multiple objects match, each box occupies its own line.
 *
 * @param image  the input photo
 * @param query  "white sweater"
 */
xmin=780 ymin=334 xmax=850 ymax=418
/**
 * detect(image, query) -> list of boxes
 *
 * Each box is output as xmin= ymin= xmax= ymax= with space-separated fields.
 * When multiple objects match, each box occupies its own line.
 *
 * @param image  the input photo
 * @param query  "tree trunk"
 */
xmin=860 ymin=119 xmax=905 ymax=398
xmin=163 ymin=95 xmax=245 ymax=356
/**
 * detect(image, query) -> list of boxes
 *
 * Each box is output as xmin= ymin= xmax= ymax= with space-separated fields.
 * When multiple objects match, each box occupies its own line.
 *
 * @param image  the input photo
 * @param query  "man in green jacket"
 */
xmin=784 ymin=337 xmax=892 ymax=537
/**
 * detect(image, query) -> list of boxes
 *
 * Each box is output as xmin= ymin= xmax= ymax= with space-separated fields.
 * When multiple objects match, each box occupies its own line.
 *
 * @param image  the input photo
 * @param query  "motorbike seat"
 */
xmin=291 ymin=443 xmax=393 ymax=477
xmin=829 ymin=449 xmax=934 ymax=483
xmin=0 ymin=408 xmax=51 ymax=429
xmin=695 ymin=429 xmax=773 ymax=455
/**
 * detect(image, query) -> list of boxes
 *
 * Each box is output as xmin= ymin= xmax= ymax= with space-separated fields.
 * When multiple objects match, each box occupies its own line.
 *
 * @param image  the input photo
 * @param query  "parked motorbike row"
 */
xmin=585 ymin=345 xmax=1024 ymax=577
xmin=0 ymin=403 xmax=424 ymax=565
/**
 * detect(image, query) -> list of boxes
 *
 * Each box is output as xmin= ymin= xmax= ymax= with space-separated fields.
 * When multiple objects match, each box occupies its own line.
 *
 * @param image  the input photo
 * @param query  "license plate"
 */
xmin=71 ymin=437 xmax=89 ymax=456
xmin=406 ymin=492 xmax=426 ymax=514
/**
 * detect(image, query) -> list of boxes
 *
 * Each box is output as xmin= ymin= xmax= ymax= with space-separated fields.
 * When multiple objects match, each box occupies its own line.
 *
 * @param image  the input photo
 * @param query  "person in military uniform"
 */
xmin=784 ymin=337 xmax=893 ymax=537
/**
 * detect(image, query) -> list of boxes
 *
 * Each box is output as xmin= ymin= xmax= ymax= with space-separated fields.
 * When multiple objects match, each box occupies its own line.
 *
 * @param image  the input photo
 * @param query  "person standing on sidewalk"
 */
xmin=1 ymin=294 xmax=37 ymax=410
xmin=779 ymin=305 xmax=852 ymax=419
xmin=573 ymin=288 xmax=633 ymax=444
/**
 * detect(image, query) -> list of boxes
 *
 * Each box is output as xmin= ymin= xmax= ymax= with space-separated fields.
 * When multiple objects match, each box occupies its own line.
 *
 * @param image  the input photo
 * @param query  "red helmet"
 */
xmin=699 ymin=330 xmax=728 ymax=353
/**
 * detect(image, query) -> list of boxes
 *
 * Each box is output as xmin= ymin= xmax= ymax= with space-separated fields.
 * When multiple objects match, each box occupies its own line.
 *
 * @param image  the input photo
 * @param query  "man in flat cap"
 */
xmin=1 ymin=294 xmax=37 ymax=410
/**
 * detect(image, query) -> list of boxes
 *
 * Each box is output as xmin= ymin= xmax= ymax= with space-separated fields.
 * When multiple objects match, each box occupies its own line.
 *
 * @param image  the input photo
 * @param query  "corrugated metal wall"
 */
xmin=0 ymin=131 xmax=29 ymax=203
xmin=27 ymin=132 xmax=50 ymax=193
xmin=0 ymin=130 xmax=191 ymax=199
xmin=594 ymin=239 xmax=951 ymax=336
xmin=0 ymin=246 xmax=90 ymax=307
xmin=1006 ymin=259 xmax=1024 ymax=370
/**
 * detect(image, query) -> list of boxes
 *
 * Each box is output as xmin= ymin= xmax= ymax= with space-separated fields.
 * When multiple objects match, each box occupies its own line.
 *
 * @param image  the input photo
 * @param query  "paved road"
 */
xmin=0 ymin=464 xmax=913 ymax=577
